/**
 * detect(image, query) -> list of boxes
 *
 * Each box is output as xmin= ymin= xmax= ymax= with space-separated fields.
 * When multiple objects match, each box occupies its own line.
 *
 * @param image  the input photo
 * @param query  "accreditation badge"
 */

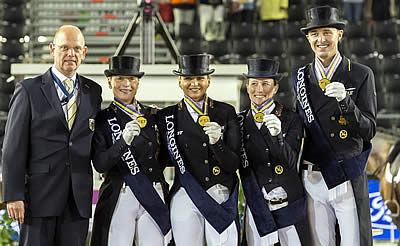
xmin=198 ymin=115 xmax=210 ymax=127
xmin=89 ymin=118 xmax=95 ymax=131
xmin=319 ymin=78 xmax=330 ymax=90
xmin=136 ymin=116 xmax=147 ymax=128
xmin=254 ymin=112 xmax=264 ymax=123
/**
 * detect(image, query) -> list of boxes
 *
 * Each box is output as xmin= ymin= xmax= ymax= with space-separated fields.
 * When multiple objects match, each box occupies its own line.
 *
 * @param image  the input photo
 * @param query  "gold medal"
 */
xmin=198 ymin=115 xmax=210 ymax=126
xmin=275 ymin=165 xmax=283 ymax=175
xmin=254 ymin=112 xmax=264 ymax=123
xmin=136 ymin=116 xmax=147 ymax=128
xmin=212 ymin=166 xmax=221 ymax=176
xmin=319 ymin=78 xmax=330 ymax=90
xmin=338 ymin=115 xmax=347 ymax=126
xmin=339 ymin=130 xmax=348 ymax=139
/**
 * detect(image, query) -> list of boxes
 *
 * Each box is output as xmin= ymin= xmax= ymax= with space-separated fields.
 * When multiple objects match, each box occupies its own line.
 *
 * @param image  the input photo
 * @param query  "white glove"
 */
xmin=263 ymin=114 xmax=281 ymax=137
xmin=203 ymin=122 xmax=222 ymax=145
xmin=325 ymin=82 xmax=346 ymax=102
xmin=122 ymin=120 xmax=141 ymax=145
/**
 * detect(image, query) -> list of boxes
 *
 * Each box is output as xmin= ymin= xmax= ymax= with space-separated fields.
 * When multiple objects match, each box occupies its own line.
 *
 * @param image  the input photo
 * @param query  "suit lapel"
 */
xmin=70 ymin=75 xmax=91 ymax=133
xmin=41 ymin=69 xmax=68 ymax=130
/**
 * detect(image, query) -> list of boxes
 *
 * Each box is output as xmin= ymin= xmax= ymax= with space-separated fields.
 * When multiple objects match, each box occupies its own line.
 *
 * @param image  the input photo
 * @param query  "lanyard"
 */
xmin=51 ymin=71 xmax=77 ymax=101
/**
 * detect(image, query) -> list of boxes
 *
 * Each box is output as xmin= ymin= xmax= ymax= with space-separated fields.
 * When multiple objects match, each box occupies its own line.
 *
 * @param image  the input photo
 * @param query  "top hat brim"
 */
xmin=173 ymin=69 xmax=215 ymax=76
xmin=104 ymin=69 xmax=145 ymax=78
xmin=242 ymin=73 xmax=283 ymax=81
xmin=300 ymin=22 xmax=346 ymax=35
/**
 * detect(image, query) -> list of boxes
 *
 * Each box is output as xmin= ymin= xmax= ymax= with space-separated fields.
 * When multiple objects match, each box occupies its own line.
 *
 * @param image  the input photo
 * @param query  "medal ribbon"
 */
xmin=184 ymin=94 xmax=209 ymax=116
xmin=113 ymin=97 xmax=142 ymax=119
xmin=315 ymin=52 xmax=342 ymax=81
xmin=251 ymin=98 xmax=274 ymax=115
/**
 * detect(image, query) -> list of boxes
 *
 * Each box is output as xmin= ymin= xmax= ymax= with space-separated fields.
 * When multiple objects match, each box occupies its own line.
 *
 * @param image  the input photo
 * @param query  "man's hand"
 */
xmin=263 ymin=114 xmax=281 ymax=137
xmin=7 ymin=200 xmax=24 ymax=224
xmin=203 ymin=122 xmax=222 ymax=145
xmin=325 ymin=82 xmax=346 ymax=102
xmin=122 ymin=119 xmax=141 ymax=145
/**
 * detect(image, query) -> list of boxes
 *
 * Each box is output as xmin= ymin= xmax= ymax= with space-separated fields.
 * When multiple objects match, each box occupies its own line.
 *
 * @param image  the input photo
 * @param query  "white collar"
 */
xmin=51 ymin=65 xmax=77 ymax=83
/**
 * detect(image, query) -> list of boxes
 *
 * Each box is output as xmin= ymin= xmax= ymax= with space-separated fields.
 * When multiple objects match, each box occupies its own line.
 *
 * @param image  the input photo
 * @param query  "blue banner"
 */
xmin=369 ymin=180 xmax=400 ymax=240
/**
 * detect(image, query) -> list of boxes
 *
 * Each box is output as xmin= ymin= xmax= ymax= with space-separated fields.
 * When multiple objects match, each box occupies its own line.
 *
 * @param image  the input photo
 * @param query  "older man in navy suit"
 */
xmin=2 ymin=25 xmax=102 ymax=245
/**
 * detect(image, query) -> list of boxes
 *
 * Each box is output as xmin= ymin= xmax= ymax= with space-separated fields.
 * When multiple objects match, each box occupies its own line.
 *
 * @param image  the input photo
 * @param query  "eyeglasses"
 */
xmin=54 ymin=44 xmax=84 ymax=53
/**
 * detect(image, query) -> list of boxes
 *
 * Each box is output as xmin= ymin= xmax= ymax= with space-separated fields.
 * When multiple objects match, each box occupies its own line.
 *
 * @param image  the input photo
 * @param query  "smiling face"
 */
xmin=179 ymin=75 xmax=210 ymax=102
xmin=306 ymin=27 xmax=343 ymax=66
xmin=108 ymin=75 xmax=139 ymax=105
xmin=49 ymin=26 xmax=87 ymax=78
xmin=247 ymin=78 xmax=279 ymax=106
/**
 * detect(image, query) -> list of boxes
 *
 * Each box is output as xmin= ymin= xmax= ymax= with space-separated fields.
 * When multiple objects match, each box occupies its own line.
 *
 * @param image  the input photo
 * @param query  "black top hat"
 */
xmin=243 ymin=58 xmax=282 ymax=81
xmin=104 ymin=56 xmax=145 ymax=78
xmin=300 ymin=6 xmax=346 ymax=34
xmin=173 ymin=54 xmax=215 ymax=76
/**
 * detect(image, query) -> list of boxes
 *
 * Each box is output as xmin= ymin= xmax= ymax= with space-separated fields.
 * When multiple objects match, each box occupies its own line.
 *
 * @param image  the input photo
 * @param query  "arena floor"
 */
xmin=375 ymin=240 xmax=399 ymax=245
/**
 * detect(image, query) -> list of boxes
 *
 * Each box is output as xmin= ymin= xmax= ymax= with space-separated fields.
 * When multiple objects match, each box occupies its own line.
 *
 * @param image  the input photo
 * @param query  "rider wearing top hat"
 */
xmin=157 ymin=54 xmax=241 ymax=246
xmin=91 ymin=56 xmax=171 ymax=246
xmin=293 ymin=6 xmax=377 ymax=246
xmin=239 ymin=58 xmax=307 ymax=246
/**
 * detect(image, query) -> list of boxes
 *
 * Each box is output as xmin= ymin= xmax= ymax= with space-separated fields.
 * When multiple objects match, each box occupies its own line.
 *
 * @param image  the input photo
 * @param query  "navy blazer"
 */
xmin=2 ymin=68 xmax=102 ymax=218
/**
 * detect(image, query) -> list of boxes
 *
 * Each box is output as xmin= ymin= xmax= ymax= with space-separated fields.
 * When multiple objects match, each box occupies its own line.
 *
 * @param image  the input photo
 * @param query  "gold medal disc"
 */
xmin=136 ymin=116 xmax=147 ymax=128
xmin=254 ymin=112 xmax=264 ymax=123
xmin=319 ymin=78 xmax=331 ymax=90
xmin=198 ymin=115 xmax=210 ymax=126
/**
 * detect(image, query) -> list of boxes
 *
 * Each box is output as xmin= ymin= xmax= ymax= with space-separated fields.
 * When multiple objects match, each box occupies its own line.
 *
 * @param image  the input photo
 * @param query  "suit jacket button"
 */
xmin=69 ymin=141 xmax=72 ymax=146
xmin=66 ymin=162 xmax=70 ymax=166
xmin=148 ymin=156 xmax=153 ymax=160
xmin=204 ymin=160 xmax=209 ymax=164
xmin=148 ymin=168 xmax=153 ymax=172
xmin=268 ymin=178 xmax=272 ymax=183
xmin=205 ymin=177 xmax=209 ymax=182
xmin=265 ymin=148 xmax=269 ymax=152
xmin=331 ymin=116 xmax=335 ymax=121
xmin=148 ymin=142 xmax=152 ymax=146
xmin=202 ymin=143 xmax=207 ymax=147
xmin=330 ymin=133 xmax=335 ymax=137
xmin=267 ymin=162 xmax=271 ymax=167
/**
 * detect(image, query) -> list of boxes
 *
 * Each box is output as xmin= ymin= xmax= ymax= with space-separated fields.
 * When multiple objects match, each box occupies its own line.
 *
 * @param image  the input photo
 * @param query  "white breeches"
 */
xmin=170 ymin=185 xmax=238 ymax=246
xmin=107 ymin=183 xmax=169 ymax=246
xmin=303 ymin=170 xmax=360 ymax=246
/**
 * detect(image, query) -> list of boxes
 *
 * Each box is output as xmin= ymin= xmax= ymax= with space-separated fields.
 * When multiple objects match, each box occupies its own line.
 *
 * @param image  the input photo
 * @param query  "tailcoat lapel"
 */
xmin=179 ymin=100 xmax=208 ymax=142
